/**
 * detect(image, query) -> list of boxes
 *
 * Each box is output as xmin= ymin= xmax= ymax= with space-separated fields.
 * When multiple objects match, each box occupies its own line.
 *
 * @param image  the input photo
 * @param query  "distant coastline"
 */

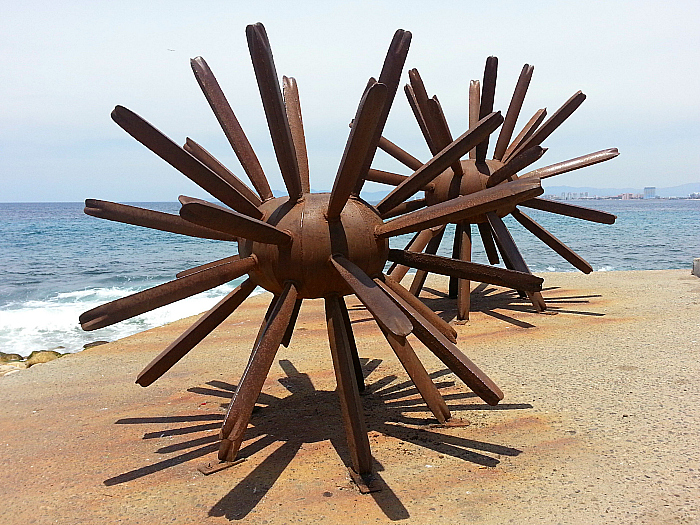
xmin=540 ymin=182 xmax=700 ymax=200
xmin=360 ymin=182 xmax=700 ymax=204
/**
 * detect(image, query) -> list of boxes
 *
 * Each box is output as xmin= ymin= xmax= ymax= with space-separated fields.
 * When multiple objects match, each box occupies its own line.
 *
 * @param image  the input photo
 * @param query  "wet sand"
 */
xmin=1 ymin=269 xmax=698 ymax=524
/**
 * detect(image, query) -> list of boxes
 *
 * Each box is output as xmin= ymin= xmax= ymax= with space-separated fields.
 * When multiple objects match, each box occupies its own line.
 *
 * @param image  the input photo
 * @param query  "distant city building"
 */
xmin=644 ymin=187 xmax=656 ymax=199
xmin=553 ymin=191 xmax=612 ymax=200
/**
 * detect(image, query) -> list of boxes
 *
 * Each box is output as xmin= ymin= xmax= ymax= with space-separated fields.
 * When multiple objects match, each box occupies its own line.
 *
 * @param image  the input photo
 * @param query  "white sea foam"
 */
xmin=596 ymin=266 xmax=615 ymax=272
xmin=0 ymin=280 xmax=264 ymax=357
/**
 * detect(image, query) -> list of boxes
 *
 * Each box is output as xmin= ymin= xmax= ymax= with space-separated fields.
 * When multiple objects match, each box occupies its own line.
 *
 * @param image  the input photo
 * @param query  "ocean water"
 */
xmin=1 ymin=199 xmax=698 ymax=356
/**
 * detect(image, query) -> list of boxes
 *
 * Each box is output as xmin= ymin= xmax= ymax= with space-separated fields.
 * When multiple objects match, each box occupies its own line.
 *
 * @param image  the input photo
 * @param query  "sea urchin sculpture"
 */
xmin=367 ymin=59 xmax=618 ymax=321
xmin=79 ymin=24 xmax=546 ymax=485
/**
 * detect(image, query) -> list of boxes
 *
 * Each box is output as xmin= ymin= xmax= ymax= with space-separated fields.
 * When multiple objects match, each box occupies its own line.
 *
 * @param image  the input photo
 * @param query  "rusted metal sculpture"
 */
xmin=79 ymin=24 xmax=546 ymax=488
xmin=370 ymin=59 xmax=618 ymax=320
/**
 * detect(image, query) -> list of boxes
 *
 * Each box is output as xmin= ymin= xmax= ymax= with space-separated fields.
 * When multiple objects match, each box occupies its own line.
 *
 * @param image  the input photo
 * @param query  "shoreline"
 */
xmin=1 ymin=266 xmax=696 ymax=360
xmin=0 ymin=282 xmax=269 ymax=359
xmin=1 ymin=269 xmax=698 ymax=523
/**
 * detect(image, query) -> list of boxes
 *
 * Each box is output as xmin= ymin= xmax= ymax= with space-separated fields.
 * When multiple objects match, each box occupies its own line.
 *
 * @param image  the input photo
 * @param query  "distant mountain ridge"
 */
xmin=541 ymin=182 xmax=700 ymax=198
xmin=269 ymin=182 xmax=699 ymax=202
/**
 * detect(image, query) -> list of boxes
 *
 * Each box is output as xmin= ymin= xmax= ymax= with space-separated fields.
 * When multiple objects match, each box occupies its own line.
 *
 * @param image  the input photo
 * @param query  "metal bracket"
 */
xmin=197 ymin=458 xmax=246 ymax=475
xmin=348 ymin=468 xmax=382 ymax=493
xmin=429 ymin=417 xmax=471 ymax=428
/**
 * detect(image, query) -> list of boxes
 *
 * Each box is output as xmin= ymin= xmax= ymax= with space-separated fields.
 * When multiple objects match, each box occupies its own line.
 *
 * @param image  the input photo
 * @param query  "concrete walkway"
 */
xmin=1 ymin=270 xmax=698 ymax=524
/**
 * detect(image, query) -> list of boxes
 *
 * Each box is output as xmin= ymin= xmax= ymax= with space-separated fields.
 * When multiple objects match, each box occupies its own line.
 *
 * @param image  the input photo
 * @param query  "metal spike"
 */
xmin=84 ymin=199 xmax=237 ymax=241
xmin=136 ymin=279 xmax=257 ymax=386
xmin=80 ymin=256 xmax=257 ymax=331
xmin=179 ymin=196 xmax=293 ymax=245
xmin=190 ymin=56 xmax=273 ymax=201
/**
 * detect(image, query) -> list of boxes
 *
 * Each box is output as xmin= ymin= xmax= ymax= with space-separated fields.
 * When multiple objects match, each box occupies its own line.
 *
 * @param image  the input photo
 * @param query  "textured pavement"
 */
xmin=1 ymin=269 xmax=698 ymax=524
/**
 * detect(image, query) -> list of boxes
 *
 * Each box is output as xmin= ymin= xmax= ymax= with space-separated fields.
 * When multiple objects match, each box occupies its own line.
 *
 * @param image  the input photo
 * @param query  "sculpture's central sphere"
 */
xmin=426 ymin=159 xmax=517 ymax=223
xmin=239 ymin=193 xmax=388 ymax=299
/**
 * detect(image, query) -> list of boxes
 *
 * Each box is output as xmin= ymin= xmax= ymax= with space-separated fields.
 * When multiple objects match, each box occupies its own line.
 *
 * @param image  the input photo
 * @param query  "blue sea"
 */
xmin=1 ymin=199 xmax=698 ymax=356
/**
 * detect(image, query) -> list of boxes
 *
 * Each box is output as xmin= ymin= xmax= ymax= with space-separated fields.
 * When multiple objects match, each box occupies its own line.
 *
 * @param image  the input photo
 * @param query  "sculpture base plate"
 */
xmin=429 ymin=417 xmax=471 ymax=429
xmin=348 ymin=468 xmax=382 ymax=493
xmin=197 ymin=458 xmax=246 ymax=475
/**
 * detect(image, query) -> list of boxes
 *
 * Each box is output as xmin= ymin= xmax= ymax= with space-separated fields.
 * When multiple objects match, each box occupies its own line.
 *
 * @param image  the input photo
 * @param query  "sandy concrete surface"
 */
xmin=1 ymin=269 xmax=698 ymax=524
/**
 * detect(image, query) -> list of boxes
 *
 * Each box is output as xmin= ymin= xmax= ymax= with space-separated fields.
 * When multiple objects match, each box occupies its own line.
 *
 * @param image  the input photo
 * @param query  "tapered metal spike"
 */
xmin=282 ymin=76 xmax=310 ymax=193
xmin=111 ymin=105 xmax=266 ymax=214
xmin=329 ymin=255 xmax=412 ymax=338
xmin=328 ymin=82 xmax=388 ymax=220
xmin=477 ymin=222 xmax=500 ymax=265
xmin=428 ymin=96 xmax=464 ymax=177
xmin=190 ymin=56 xmax=273 ymax=201
xmin=405 ymin=83 xmax=437 ymax=154
xmin=184 ymin=138 xmax=262 ymax=208
xmin=409 ymin=226 xmax=445 ymax=296
xmin=503 ymin=108 xmax=547 ymax=162
xmin=387 ymin=228 xmax=439 ymax=284
xmin=179 ymin=196 xmax=293 ymax=245
xmin=378 ymin=324 xmax=450 ymax=423
xmin=219 ymin=281 xmax=298 ymax=461
xmin=476 ymin=56 xmax=498 ymax=163
xmin=377 ymin=135 xmax=423 ymax=171
xmin=486 ymin=146 xmax=546 ymax=188
xmin=80 ymin=256 xmax=257 ymax=331
xmin=84 ymin=199 xmax=237 ymax=241
xmin=519 ymin=198 xmax=617 ymax=224
xmin=508 ymin=91 xmax=586 ymax=160
xmin=520 ymin=148 xmax=619 ymax=180
xmin=325 ymin=294 xmax=373 ymax=475
xmin=352 ymin=29 xmax=412 ymax=196
xmin=376 ymin=178 xmax=542 ymax=238
xmin=486 ymin=211 xmax=546 ymax=312
xmin=379 ymin=273 xmax=457 ymax=343
xmin=136 ymin=279 xmax=257 ymax=386
xmin=380 ymin=198 xmax=428 ymax=219
xmin=511 ymin=209 xmax=593 ymax=273
xmin=377 ymin=279 xmax=504 ymax=405
xmin=176 ymin=255 xmax=240 ymax=279
xmin=246 ymin=23 xmax=303 ymax=202
xmin=387 ymin=249 xmax=543 ymax=291
xmin=494 ymin=64 xmax=534 ymax=160
xmin=456 ymin=222 xmax=472 ymax=321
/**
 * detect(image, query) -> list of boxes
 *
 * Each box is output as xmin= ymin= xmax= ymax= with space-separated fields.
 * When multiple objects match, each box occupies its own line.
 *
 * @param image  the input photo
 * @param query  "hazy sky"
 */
xmin=1 ymin=0 xmax=698 ymax=202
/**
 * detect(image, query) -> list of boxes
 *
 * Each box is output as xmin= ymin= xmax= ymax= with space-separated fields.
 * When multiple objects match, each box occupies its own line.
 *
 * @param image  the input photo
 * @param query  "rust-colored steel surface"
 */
xmin=74 ymin=24 xmax=617 ymax=490
xmin=375 ymin=58 xmax=619 ymax=320
xmin=77 ymin=23 xmax=570 ymax=489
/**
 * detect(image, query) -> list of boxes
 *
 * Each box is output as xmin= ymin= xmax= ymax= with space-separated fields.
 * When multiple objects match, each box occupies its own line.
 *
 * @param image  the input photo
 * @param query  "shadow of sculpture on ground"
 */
xmin=106 ymin=358 xmax=526 ymax=520
xmin=418 ymin=283 xmax=604 ymax=329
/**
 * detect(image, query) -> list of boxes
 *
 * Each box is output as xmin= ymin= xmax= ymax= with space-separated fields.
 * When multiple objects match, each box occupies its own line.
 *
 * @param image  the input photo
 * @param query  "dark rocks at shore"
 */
xmin=0 ymin=349 xmax=65 ymax=377
xmin=0 ymin=353 xmax=23 ymax=363
xmin=0 ymin=342 xmax=110 ymax=377
xmin=26 ymin=350 xmax=63 ymax=366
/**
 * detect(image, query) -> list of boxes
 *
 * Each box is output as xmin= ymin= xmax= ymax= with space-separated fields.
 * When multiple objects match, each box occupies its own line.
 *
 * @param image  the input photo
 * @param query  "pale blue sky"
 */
xmin=1 ymin=0 xmax=698 ymax=202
